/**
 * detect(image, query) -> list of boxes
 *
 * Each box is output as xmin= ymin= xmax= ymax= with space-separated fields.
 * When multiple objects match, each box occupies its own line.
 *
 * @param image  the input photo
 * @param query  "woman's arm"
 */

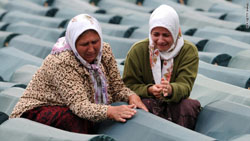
xmin=102 ymin=43 xmax=135 ymax=102
xmin=103 ymin=43 xmax=148 ymax=112
xmin=123 ymin=42 xmax=154 ymax=98
xmin=166 ymin=42 xmax=199 ymax=103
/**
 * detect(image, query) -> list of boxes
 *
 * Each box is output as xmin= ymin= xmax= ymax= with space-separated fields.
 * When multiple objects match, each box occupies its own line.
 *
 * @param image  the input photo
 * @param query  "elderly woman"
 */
xmin=123 ymin=5 xmax=200 ymax=130
xmin=10 ymin=14 xmax=147 ymax=134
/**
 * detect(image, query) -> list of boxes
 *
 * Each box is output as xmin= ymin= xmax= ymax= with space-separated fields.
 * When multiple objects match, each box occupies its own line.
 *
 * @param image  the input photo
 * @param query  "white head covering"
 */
xmin=51 ymin=14 xmax=108 ymax=104
xmin=149 ymin=4 xmax=184 ymax=84
xmin=65 ymin=14 xmax=103 ymax=65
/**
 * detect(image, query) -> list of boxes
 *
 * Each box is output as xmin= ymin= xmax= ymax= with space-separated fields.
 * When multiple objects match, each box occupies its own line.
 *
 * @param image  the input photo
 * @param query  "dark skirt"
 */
xmin=142 ymin=98 xmax=201 ymax=130
xmin=21 ymin=106 xmax=95 ymax=134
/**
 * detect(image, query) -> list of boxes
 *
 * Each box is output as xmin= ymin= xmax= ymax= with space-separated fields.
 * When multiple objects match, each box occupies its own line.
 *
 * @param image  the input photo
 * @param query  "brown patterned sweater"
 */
xmin=10 ymin=42 xmax=134 ymax=122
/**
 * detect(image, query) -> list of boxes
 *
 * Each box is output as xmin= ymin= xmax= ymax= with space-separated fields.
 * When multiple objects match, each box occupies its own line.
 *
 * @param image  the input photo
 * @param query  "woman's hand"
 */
xmin=128 ymin=94 xmax=148 ymax=112
xmin=148 ymin=84 xmax=164 ymax=98
xmin=107 ymin=104 xmax=137 ymax=122
xmin=161 ymin=79 xmax=172 ymax=97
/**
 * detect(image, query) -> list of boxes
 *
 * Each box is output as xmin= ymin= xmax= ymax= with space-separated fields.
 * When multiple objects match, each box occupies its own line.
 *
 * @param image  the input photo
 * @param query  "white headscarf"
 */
xmin=149 ymin=4 xmax=184 ymax=84
xmin=51 ymin=14 xmax=108 ymax=104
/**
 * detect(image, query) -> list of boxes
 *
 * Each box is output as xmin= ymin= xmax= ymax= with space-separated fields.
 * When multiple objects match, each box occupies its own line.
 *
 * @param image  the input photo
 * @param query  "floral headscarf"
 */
xmin=149 ymin=5 xmax=184 ymax=84
xmin=51 ymin=14 xmax=108 ymax=104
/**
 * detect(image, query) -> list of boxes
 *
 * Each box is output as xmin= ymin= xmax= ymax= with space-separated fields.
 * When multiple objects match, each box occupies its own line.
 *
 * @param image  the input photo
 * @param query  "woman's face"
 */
xmin=75 ymin=30 xmax=101 ymax=64
xmin=151 ymin=27 xmax=174 ymax=52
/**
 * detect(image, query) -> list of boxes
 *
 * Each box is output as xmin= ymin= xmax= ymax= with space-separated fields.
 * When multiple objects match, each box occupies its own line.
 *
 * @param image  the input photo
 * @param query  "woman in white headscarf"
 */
xmin=10 ymin=14 xmax=148 ymax=134
xmin=123 ymin=5 xmax=200 ymax=130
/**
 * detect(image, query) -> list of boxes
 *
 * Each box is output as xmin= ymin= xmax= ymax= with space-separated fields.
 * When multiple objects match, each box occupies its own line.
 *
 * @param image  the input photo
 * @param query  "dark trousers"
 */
xmin=21 ymin=106 xmax=95 ymax=134
xmin=142 ymin=98 xmax=201 ymax=130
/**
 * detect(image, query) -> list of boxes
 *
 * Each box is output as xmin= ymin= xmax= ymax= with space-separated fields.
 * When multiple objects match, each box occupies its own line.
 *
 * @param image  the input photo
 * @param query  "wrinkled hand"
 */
xmin=161 ymin=79 xmax=172 ymax=97
xmin=148 ymin=84 xmax=164 ymax=99
xmin=128 ymin=94 xmax=148 ymax=112
xmin=107 ymin=104 xmax=137 ymax=122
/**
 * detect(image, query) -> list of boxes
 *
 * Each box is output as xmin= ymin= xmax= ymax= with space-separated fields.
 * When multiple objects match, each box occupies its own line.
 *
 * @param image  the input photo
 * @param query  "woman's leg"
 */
xmin=167 ymin=99 xmax=201 ymax=130
xmin=21 ymin=106 xmax=95 ymax=134
xmin=141 ymin=98 xmax=166 ymax=119
xmin=140 ymin=98 xmax=201 ymax=130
